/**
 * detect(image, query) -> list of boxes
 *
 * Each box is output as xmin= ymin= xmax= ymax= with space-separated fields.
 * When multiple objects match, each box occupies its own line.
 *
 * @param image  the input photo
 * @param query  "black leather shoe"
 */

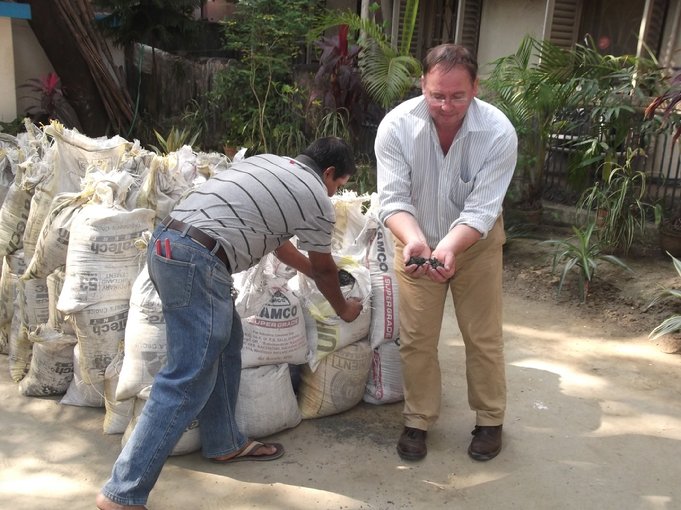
xmin=468 ymin=425 xmax=502 ymax=461
xmin=397 ymin=426 xmax=427 ymax=461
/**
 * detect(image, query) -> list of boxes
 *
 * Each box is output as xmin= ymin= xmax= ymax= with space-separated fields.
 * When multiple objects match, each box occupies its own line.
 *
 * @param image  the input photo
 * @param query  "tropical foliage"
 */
xmin=482 ymin=35 xmax=665 ymax=210
xmin=647 ymin=253 xmax=681 ymax=339
xmin=543 ymin=221 xmax=632 ymax=303
xmin=95 ymin=0 xmax=202 ymax=49
xmin=18 ymin=72 xmax=81 ymax=130
xmin=213 ymin=0 xmax=323 ymax=154
xmin=577 ymin=148 xmax=661 ymax=255
xmin=310 ymin=1 xmax=422 ymax=110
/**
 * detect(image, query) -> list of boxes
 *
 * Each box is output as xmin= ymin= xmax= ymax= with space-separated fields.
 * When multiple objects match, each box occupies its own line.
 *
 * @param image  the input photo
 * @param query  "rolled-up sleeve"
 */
xmin=451 ymin=127 xmax=517 ymax=236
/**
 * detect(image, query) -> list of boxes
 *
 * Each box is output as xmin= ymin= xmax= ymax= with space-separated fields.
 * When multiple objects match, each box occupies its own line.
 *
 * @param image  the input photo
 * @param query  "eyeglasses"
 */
xmin=425 ymin=93 xmax=470 ymax=106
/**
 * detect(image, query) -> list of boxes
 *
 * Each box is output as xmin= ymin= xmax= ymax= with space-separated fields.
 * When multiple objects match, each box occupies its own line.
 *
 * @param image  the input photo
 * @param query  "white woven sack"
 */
xmin=0 ymin=164 xmax=32 ymax=256
xmin=60 ymin=343 xmax=105 ymax=407
xmin=367 ymin=223 xmax=400 ymax=348
xmin=298 ymin=339 xmax=373 ymax=419
xmin=57 ymin=204 xmax=153 ymax=314
xmin=363 ymin=339 xmax=404 ymax=405
xmin=69 ymin=300 xmax=129 ymax=385
xmin=44 ymin=122 xmax=129 ymax=194
xmin=22 ymin=163 xmax=56 ymax=262
xmin=330 ymin=191 xmax=370 ymax=258
xmin=8 ymin=253 xmax=31 ymax=382
xmin=116 ymin=266 xmax=167 ymax=401
xmin=0 ymin=254 xmax=23 ymax=353
xmin=122 ymin=386 xmax=201 ymax=456
xmin=46 ymin=269 xmax=75 ymax=335
xmin=241 ymin=286 xmax=308 ymax=369
xmin=236 ymin=364 xmax=302 ymax=438
xmin=291 ymin=256 xmax=372 ymax=371
xmin=103 ymin=350 xmax=135 ymax=434
xmin=132 ymin=154 xmax=190 ymax=224
xmin=22 ymin=193 xmax=86 ymax=280
xmin=233 ymin=258 xmax=270 ymax=319
xmin=0 ymin=145 xmax=16 ymax=206
xmin=19 ymin=325 xmax=76 ymax=397
xmin=19 ymin=276 xmax=49 ymax=329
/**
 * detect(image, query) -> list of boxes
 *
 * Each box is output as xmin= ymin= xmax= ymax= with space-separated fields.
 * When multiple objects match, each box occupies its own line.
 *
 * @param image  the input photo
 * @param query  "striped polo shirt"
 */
xmin=376 ymin=96 xmax=517 ymax=246
xmin=170 ymin=154 xmax=335 ymax=273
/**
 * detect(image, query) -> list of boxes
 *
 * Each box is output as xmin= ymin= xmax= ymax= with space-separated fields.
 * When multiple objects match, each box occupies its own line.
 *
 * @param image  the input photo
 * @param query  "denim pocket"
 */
xmin=150 ymin=254 xmax=196 ymax=309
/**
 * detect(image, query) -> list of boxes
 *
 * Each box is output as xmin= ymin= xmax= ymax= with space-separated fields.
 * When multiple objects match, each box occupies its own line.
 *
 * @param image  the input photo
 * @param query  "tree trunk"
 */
xmin=19 ymin=0 xmax=110 ymax=136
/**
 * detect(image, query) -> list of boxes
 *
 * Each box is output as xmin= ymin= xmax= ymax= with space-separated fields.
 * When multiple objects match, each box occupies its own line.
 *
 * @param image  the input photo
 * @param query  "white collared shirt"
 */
xmin=376 ymin=96 xmax=517 ymax=246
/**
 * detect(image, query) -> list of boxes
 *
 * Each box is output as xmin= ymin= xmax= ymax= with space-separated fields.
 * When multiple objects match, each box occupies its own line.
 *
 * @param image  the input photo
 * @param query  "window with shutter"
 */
xmin=641 ymin=0 xmax=669 ymax=57
xmin=575 ymin=0 xmax=669 ymax=58
xmin=458 ymin=0 xmax=482 ymax=56
xmin=547 ymin=0 xmax=582 ymax=50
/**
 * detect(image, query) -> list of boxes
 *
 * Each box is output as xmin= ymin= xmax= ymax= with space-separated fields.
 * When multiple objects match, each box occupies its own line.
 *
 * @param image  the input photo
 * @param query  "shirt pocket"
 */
xmin=449 ymin=176 xmax=475 ymax=210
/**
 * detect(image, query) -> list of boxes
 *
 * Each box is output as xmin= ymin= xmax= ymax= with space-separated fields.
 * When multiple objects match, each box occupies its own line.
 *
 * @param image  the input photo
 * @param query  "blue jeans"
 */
xmin=101 ymin=224 xmax=246 ymax=506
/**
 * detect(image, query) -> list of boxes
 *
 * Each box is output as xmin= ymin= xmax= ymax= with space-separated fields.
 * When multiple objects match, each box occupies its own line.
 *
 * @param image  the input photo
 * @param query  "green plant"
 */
xmin=481 ymin=37 xmax=578 ymax=210
xmin=550 ymin=37 xmax=664 ymax=184
xmin=18 ymin=72 xmax=81 ymax=129
xmin=482 ymin=36 xmax=665 ymax=211
xmin=149 ymin=126 xmax=201 ymax=154
xmin=645 ymin=68 xmax=681 ymax=143
xmin=0 ymin=117 xmax=26 ymax=136
xmin=345 ymin=160 xmax=377 ymax=195
xmin=95 ymin=0 xmax=202 ymax=49
xmin=216 ymin=0 xmax=323 ymax=154
xmin=577 ymin=148 xmax=661 ymax=255
xmin=647 ymin=253 xmax=681 ymax=339
xmin=543 ymin=221 xmax=632 ymax=303
xmin=308 ymin=24 xmax=374 ymax=147
xmin=310 ymin=1 xmax=422 ymax=110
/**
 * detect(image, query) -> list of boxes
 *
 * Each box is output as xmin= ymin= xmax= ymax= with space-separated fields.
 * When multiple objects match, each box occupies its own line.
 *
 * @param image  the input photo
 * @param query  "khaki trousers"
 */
xmin=395 ymin=217 xmax=506 ymax=430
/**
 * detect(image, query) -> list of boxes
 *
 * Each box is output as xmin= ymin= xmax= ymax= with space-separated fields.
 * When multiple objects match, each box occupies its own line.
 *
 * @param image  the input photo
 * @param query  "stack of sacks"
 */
xmin=291 ymin=192 xmax=374 ymax=419
xmin=233 ymin=253 xmax=305 ymax=438
xmin=57 ymin=171 xmax=154 ymax=407
xmin=17 ymin=268 xmax=78 ymax=397
xmin=0 ymin=132 xmax=21 ymax=206
xmin=5 ymin=253 xmax=30 ymax=381
xmin=0 ymin=129 xmax=51 ymax=380
xmin=363 ymin=194 xmax=403 ymax=405
xmin=0 ymin=134 xmax=22 ymax=354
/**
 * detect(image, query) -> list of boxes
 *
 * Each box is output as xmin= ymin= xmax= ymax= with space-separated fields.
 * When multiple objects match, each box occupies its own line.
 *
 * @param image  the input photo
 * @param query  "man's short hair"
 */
xmin=423 ymin=44 xmax=478 ymax=82
xmin=302 ymin=137 xmax=356 ymax=179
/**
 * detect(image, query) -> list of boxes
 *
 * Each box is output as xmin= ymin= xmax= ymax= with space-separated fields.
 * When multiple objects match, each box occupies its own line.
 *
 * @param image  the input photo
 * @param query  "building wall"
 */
xmin=12 ymin=19 xmax=54 ymax=119
xmin=0 ymin=18 xmax=17 ymax=122
xmin=477 ymin=0 xmax=548 ymax=76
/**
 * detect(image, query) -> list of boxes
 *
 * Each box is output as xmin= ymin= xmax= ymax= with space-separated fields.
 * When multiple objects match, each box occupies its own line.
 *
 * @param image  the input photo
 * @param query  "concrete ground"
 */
xmin=1 ymin=292 xmax=681 ymax=510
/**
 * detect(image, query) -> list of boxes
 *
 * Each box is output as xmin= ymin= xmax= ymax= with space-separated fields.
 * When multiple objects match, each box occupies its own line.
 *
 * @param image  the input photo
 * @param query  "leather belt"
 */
xmin=161 ymin=216 xmax=230 ymax=271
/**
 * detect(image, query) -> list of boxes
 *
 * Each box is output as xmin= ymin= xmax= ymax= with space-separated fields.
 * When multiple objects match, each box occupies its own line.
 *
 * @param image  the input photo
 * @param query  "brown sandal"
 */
xmin=211 ymin=440 xmax=284 ymax=463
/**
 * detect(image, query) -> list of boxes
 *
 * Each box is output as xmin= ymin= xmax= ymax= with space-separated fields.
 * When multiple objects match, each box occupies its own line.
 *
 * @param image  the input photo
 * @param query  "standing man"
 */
xmin=97 ymin=137 xmax=363 ymax=510
xmin=376 ymin=44 xmax=517 ymax=462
